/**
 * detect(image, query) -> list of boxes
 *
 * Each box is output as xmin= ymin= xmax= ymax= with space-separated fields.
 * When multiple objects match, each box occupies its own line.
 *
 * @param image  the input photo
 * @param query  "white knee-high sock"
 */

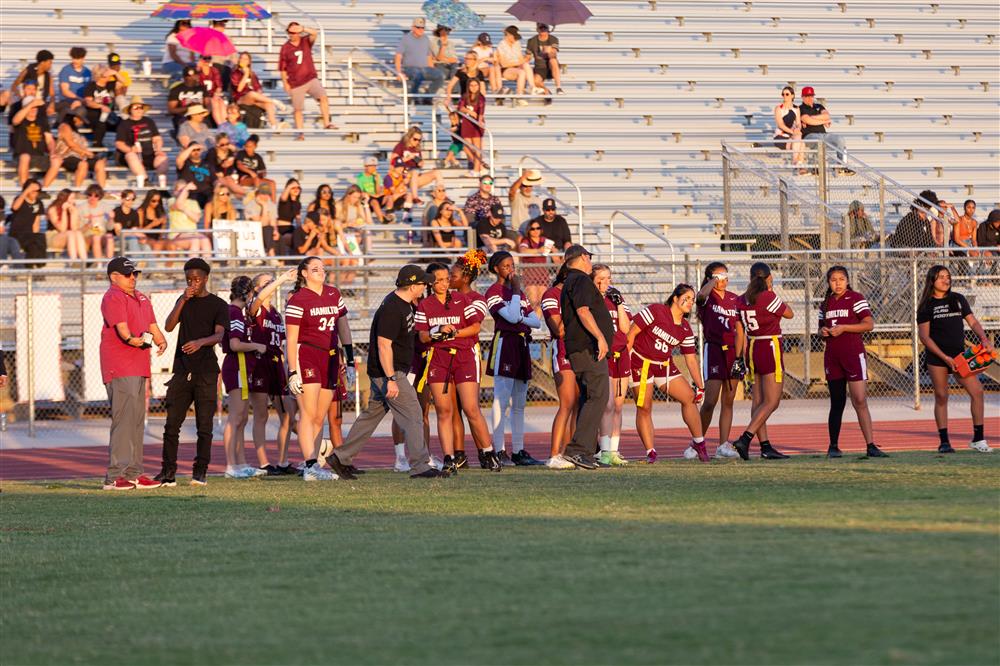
xmin=610 ymin=434 xmax=620 ymax=452
xmin=492 ymin=376 xmax=514 ymax=453
xmin=394 ymin=443 xmax=406 ymax=459
xmin=599 ymin=435 xmax=611 ymax=452
xmin=511 ymin=379 xmax=528 ymax=453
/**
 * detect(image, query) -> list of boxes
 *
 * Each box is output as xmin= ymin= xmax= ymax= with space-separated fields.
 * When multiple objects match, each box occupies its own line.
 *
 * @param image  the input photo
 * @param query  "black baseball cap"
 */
xmin=563 ymin=244 xmax=591 ymax=262
xmin=542 ymin=198 xmax=557 ymax=211
xmin=107 ymin=52 xmax=122 ymax=65
xmin=396 ymin=264 xmax=433 ymax=287
xmin=183 ymin=65 xmax=197 ymax=77
xmin=107 ymin=256 xmax=141 ymax=276
xmin=490 ymin=202 xmax=505 ymax=218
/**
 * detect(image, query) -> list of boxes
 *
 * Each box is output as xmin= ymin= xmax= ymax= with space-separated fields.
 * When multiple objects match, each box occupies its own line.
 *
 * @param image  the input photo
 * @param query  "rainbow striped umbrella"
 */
xmin=151 ymin=1 xmax=272 ymax=20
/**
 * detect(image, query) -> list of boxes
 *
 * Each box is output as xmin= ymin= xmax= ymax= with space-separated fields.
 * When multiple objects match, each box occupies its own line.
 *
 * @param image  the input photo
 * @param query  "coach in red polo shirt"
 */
xmin=100 ymin=256 xmax=168 ymax=490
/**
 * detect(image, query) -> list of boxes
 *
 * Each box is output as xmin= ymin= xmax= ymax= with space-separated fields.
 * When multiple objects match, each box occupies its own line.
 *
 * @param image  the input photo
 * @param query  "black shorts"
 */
xmin=21 ymin=153 xmax=51 ymax=172
xmin=63 ymin=154 xmax=104 ymax=172
xmin=116 ymin=151 xmax=157 ymax=170
xmin=925 ymin=348 xmax=960 ymax=371
xmin=774 ymin=134 xmax=791 ymax=150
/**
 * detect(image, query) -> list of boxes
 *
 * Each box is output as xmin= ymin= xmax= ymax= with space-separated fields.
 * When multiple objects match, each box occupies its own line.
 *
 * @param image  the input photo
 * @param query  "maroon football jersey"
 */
xmin=485 ymin=282 xmax=534 ymax=334
xmin=222 ymin=304 xmax=251 ymax=354
xmin=284 ymin=285 xmax=347 ymax=349
xmin=415 ymin=292 xmax=481 ymax=351
xmin=541 ymin=285 xmax=566 ymax=359
xmin=698 ymin=289 xmax=740 ymax=346
xmin=278 ymin=35 xmax=317 ymax=88
xmin=820 ymin=289 xmax=872 ymax=357
xmin=631 ymin=303 xmax=696 ymax=362
xmin=253 ymin=305 xmax=285 ymax=354
xmin=604 ymin=295 xmax=631 ymax=352
xmin=739 ymin=290 xmax=787 ymax=337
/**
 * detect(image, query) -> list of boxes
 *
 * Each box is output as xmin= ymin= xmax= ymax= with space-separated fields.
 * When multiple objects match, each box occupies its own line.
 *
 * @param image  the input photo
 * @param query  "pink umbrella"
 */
xmin=176 ymin=27 xmax=236 ymax=57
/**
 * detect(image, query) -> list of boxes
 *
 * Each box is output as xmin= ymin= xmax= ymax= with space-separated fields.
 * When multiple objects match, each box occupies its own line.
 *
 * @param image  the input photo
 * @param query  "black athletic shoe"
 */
xmin=488 ymin=451 xmax=502 ymax=472
xmin=827 ymin=447 xmax=843 ymax=459
xmin=866 ymin=444 xmax=889 ymax=458
xmin=760 ymin=443 xmax=790 ymax=459
xmin=153 ymin=471 xmax=176 ymax=486
xmin=260 ymin=464 xmax=283 ymax=476
xmin=511 ymin=450 xmax=544 ymax=466
xmin=190 ymin=470 xmax=208 ymax=486
xmin=938 ymin=442 xmax=956 ymax=454
xmin=454 ymin=451 xmax=468 ymax=469
xmin=734 ymin=437 xmax=751 ymax=461
xmin=497 ymin=451 xmax=514 ymax=467
xmin=410 ymin=468 xmax=446 ymax=478
xmin=564 ymin=454 xmax=598 ymax=470
xmin=324 ymin=454 xmax=357 ymax=480
xmin=277 ymin=463 xmax=299 ymax=476
xmin=478 ymin=450 xmax=491 ymax=469
xmin=442 ymin=456 xmax=459 ymax=477
xmin=345 ymin=465 xmax=366 ymax=475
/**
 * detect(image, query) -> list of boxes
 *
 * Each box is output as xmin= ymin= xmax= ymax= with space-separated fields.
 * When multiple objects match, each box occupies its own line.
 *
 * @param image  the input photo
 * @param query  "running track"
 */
xmin=1 ymin=417 xmax=996 ymax=481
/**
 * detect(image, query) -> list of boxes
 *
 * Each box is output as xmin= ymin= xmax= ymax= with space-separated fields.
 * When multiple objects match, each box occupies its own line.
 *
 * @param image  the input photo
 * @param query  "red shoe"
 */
xmin=692 ymin=441 xmax=710 ymax=463
xmin=103 ymin=477 xmax=135 ymax=491
xmin=132 ymin=475 xmax=162 ymax=490
xmin=645 ymin=449 xmax=658 ymax=464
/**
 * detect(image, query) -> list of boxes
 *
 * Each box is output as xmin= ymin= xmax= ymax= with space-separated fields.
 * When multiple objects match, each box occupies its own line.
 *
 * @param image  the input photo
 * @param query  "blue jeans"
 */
xmin=161 ymin=61 xmax=185 ymax=84
xmin=0 ymin=236 xmax=24 ymax=261
xmin=403 ymin=66 xmax=444 ymax=102
xmin=822 ymin=133 xmax=847 ymax=162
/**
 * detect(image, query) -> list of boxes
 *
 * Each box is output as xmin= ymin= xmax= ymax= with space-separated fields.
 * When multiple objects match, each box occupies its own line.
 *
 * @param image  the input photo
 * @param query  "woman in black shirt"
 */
xmin=269 ymin=178 xmax=301 ymax=257
xmin=8 ymin=179 xmax=46 ymax=264
xmin=111 ymin=188 xmax=141 ymax=253
xmin=916 ymin=265 xmax=994 ymax=453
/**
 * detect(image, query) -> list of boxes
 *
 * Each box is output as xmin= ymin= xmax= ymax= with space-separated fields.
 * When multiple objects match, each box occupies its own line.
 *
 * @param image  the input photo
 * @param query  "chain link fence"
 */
xmin=1 ymin=251 xmax=997 ymax=439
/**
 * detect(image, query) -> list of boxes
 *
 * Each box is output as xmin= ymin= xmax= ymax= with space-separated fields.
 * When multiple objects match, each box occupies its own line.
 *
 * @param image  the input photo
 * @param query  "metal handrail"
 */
xmin=609 ymin=210 xmax=676 ymax=284
xmin=517 ymin=155 xmax=585 ymax=243
xmin=272 ymin=0 xmax=328 ymax=86
xmin=430 ymin=101 xmax=495 ymax=179
xmin=345 ymin=54 xmax=409 ymax=126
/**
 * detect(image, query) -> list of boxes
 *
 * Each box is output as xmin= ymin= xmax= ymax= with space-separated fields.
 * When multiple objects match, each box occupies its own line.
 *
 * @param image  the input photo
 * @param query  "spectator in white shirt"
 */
xmin=496 ymin=26 xmax=534 ymax=105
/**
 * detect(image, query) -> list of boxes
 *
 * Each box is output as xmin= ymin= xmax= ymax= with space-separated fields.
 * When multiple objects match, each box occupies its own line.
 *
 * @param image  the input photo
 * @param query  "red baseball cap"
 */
xmin=801 ymin=86 xmax=815 ymax=97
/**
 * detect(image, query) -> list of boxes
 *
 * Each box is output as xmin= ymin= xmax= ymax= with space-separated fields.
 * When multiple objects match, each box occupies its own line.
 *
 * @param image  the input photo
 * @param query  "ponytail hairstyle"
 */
xmin=665 ymin=283 xmax=696 ymax=319
xmin=821 ymin=265 xmax=851 ymax=320
xmin=701 ymin=261 xmax=727 ymax=288
xmin=455 ymin=248 xmax=487 ymax=283
xmin=744 ymin=262 xmax=772 ymax=306
xmin=591 ymin=263 xmax=611 ymax=277
xmin=917 ymin=264 xmax=953 ymax=314
xmin=291 ymin=255 xmax=320 ymax=294
xmin=426 ymin=261 xmax=450 ymax=306
xmin=553 ymin=261 xmax=570 ymax=286
xmin=229 ymin=275 xmax=254 ymax=303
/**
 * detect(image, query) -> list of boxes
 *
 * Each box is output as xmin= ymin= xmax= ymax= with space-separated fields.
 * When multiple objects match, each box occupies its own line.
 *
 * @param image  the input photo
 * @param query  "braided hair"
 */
xmin=426 ymin=261 xmax=451 ymax=307
xmin=454 ymin=248 xmax=487 ymax=283
xmin=291 ymin=255 xmax=321 ymax=294
xmin=229 ymin=275 xmax=254 ymax=302
xmin=552 ymin=262 xmax=570 ymax=287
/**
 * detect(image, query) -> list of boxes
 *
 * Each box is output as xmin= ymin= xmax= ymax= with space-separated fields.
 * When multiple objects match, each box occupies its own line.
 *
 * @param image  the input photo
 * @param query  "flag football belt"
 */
xmin=748 ymin=335 xmax=782 ymax=384
xmin=417 ymin=347 xmax=458 ymax=393
xmin=237 ymin=352 xmax=249 ymax=400
xmin=489 ymin=329 xmax=527 ymax=372
xmin=632 ymin=351 xmax=669 ymax=408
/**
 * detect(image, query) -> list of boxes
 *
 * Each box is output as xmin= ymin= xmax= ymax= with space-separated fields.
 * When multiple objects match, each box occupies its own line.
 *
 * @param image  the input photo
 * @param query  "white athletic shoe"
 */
xmin=969 ymin=440 xmax=992 ymax=453
xmin=545 ymin=454 xmax=576 ymax=470
xmin=428 ymin=455 xmax=444 ymax=471
xmin=394 ymin=456 xmax=411 ymax=473
xmin=715 ymin=442 xmax=739 ymax=459
xmin=302 ymin=464 xmax=337 ymax=481
xmin=247 ymin=465 xmax=268 ymax=478
xmin=225 ymin=466 xmax=257 ymax=479
xmin=682 ymin=446 xmax=699 ymax=460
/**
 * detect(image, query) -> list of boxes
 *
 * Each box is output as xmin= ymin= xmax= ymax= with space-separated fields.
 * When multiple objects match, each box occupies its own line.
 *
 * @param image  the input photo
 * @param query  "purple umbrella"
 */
xmin=506 ymin=0 xmax=593 ymax=26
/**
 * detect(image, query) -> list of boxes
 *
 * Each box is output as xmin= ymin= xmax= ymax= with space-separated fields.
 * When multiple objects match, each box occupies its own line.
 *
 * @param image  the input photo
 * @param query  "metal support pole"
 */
xmin=431 ymin=103 xmax=438 ymax=158
xmin=347 ymin=56 xmax=354 ymax=105
xmin=911 ymin=259 xmax=921 ymax=410
xmin=803 ymin=255 xmax=811 ymax=393
xmin=722 ymin=152 xmax=732 ymax=238
xmin=266 ymin=1 xmax=273 ymax=53
xmin=26 ymin=274 xmax=36 ymax=438
xmin=778 ymin=178 xmax=790 ymax=252
xmin=878 ymin=176 xmax=887 ymax=254
xmin=319 ymin=28 xmax=327 ymax=87
xmin=817 ymin=140 xmax=829 ymax=207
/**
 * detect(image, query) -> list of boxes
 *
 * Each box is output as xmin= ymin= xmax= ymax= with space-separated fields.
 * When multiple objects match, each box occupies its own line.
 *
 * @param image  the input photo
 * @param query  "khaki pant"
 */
xmin=106 ymin=376 xmax=148 ymax=481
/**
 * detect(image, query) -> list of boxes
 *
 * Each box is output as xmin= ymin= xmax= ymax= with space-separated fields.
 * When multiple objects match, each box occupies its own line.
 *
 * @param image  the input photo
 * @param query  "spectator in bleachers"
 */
xmin=82 ymin=67 xmax=118 ymax=147
xmin=423 ymin=182 xmax=450 ymax=226
xmin=293 ymin=208 xmax=336 ymax=257
xmin=8 ymin=180 xmax=46 ymax=265
xmin=195 ymin=56 xmax=227 ymax=126
xmin=168 ymin=180 xmax=212 ymax=256
xmin=12 ymin=50 xmax=55 ymax=112
xmin=356 ymin=156 xmax=392 ymax=223
xmin=518 ymin=219 xmax=553 ymax=311
xmin=80 ymin=184 xmax=114 ymax=259
xmin=457 ymin=78 xmax=486 ymax=176
xmin=234 ymin=134 xmax=275 ymax=194
xmin=176 ymin=142 xmax=213 ymax=207
xmin=137 ymin=190 xmax=168 ymax=251
xmin=105 ymin=53 xmax=131 ymax=112
xmin=391 ymin=126 xmax=443 ymax=204
xmin=56 ymin=107 xmax=108 ymax=188
xmin=476 ymin=202 xmax=517 ymax=252
xmin=56 ymin=47 xmax=92 ymax=119
xmin=430 ymin=198 xmax=466 ymax=251
xmin=306 ymin=183 xmax=335 ymax=220
xmin=11 ymin=87 xmax=62 ymax=188
xmin=219 ymin=103 xmax=250 ymax=149
xmin=773 ymin=86 xmax=804 ymax=169
xmin=177 ymin=104 xmax=214 ymax=149
xmin=798 ymin=86 xmax=847 ymax=167
xmin=203 ymin=184 xmax=237 ymax=229
xmin=169 ymin=67 xmax=208 ymax=137
xmin=0 ymin=196 xmax=26 ymax=261
xmin=206 ymin=133 xmax=246 ymax=197
xmin=231 ymin=52 xmax=281 ymax=130
xmin=111 ymin=189 xmax=141 ymax=254
xmin=890 ymin=191 xmax=940 ymax=249
xmin=432 ymin=25 xmax=460 ymax=81
xmin=446 ymin=52 xmax=486 ymax=103
xmin=472 ymin=33 xmax=501 ymax=94
xmin=381 ymin=158 xmax=411 ymax=214
xmin=333 ymin=188 xmax=366 ymax=282
xmin=279 ymin=22 xmax=336 ymax=136
xmin=270 ymin=178 xmax=302 ymax=256
xmin=509 ymin=169 xmax=543 ymax=234
xmin=334 ymin=184 xmax=372 ymax=230
xmin=526 ymin=24 xmax=563 ymax=96
xmin=529 ymin=197 xmax=573 ymax=253
xmin=46 ymin=189 xmax=87 ymax=261
xmin=975 ymin=210 xmax=1000 ymax=257
xmin=845 ymin=200 xmax=877 ymax=248
xmin=244 ymin=183 xmax=277 ymax=239
xmin=209 ymin=20 xmax=237 ymax=94
xmin=496 ymin=26 xmax=534 ymax=106
xmin=115 ymin=97 xmax=168 ymax=189
xmin=162 ymin=20 xmax=195 ymax=82
xmin=395 ymin=18 xmax=445 ymax=106
xmin=951 ymin=199 xmax=977 ymax=255
xmin=464 ymin=174 xmax=501 ymax=222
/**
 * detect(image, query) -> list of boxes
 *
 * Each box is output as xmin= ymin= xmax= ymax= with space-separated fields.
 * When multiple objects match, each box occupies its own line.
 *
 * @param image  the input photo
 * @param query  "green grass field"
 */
xmin=2 ymin=452 xmax=998 ymax=665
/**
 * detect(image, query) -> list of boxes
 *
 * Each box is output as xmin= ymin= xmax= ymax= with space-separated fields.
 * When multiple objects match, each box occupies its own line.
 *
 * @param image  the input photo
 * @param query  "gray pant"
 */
xmin=334 ymin=371 xmax=431 ymax=474
xmin=565 ymin=350 xmax=610 ymax=458
xmin=106 ymin=376 xmax=147 ymax=481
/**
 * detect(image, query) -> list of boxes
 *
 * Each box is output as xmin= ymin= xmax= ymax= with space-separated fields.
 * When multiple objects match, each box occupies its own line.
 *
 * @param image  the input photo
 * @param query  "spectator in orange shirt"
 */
xmin=952 ymin=199 xmax=978 ymax=255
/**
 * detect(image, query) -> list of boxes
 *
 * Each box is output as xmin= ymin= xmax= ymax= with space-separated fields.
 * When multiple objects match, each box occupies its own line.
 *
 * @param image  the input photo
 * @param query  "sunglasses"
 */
xmin=528 ymin=226 xmax=541 ymax=231
xmin=124 ymin=197 xmax=136 ymax=202
xmin=218 ymin=192 xmax=230 ymax=197
xmin=782 ymin=92 xmax=793 ymax=97
xmin=482 ymin=180 xmax=494 ymax=185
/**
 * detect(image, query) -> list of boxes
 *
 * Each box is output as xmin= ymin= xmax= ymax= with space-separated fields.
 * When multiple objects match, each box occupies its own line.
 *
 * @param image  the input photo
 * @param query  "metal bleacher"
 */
xmin=2 ymin=0 xmax=998 ymax=256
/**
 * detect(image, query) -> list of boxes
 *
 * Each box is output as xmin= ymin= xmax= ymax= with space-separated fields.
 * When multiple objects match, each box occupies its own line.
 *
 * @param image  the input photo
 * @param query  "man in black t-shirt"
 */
xmin=115 ymin=97 xmax=168 ymax=188
xmin=326 ymin=265 xmax=443 ymax=479
xmin=11 ymin=85 xmax=62 ymax=187
xmin=560 ymin=245 xmax=613 ymax=468
xmin=975 ymin=209 xmax=1000 ymax=257
xmin=798 ymin=85 xmax=847 ymax=165
xmin=529 ymin=198 xmax=572 ymax=253
xmin=82 ymin=67 xmax=119 ymax=147
xmin=167 ymin=67 xmax=208 ymax=135
xmin=11 ymin=50 xmax=55 ymax=111
xmin=526 ymin=23 xmax=563 ymax=95
xmin=175 ymin=143 xmax=214 ymax=206
xmin=155 ymin=258 xmax=229 ymax=486
xmin=476 ymin=203 xmax=518 ymax=252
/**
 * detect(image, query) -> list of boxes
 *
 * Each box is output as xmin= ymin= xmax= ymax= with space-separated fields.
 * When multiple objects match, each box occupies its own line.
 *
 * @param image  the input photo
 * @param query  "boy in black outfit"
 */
xmin=154 ymin=258 xmax=229 ymax=486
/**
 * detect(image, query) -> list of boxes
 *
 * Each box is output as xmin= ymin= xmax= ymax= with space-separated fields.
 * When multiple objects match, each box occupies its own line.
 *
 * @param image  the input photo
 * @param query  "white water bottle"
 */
xmin=142 ymin=57 xmax=152 ymax=76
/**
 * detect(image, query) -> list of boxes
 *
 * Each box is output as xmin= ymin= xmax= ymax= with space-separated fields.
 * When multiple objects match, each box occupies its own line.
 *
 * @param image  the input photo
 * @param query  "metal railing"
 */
xmin=117 ymin=228 xmax=240 ymax=257
xmin=608 ymin=210 xmax=676 ymax=284
xmin=429 ymin=101 xmax=495 ymax=179
xmin=345 ymin=55 xmax=409 ymax=126
xmin=517 ymin=155 xmax=586 ymax=243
